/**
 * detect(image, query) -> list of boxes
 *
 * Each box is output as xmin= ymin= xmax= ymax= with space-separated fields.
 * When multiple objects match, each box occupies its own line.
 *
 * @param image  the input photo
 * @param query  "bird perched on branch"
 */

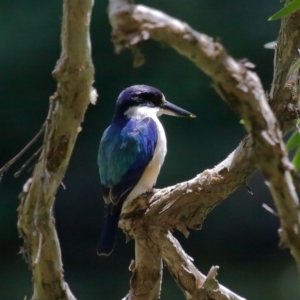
xmin=97 ymin=85 xmax=195 ymax=256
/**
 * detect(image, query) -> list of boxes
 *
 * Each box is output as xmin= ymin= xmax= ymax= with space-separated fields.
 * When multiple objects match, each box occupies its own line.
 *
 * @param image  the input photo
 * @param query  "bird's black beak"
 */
xmin=160 ymin=101 xmax=196 ymax=118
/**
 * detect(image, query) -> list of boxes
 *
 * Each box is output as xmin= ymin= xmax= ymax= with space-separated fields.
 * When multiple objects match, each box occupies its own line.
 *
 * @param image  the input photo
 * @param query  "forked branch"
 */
xmin=109 ymin=0 xmax=300 ymax=298
xmin=161 ymin=231 xmax=245 ymax=300
xmin=2 ymin=0 xmax=297 ymax=299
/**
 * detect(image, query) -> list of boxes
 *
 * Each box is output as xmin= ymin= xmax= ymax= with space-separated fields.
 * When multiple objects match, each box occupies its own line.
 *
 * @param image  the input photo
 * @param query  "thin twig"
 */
xmin=262 ymin=203 xmax=278 ymax=217
xmin=14 ymin=146 xmax=43 ymax=178
xmin=0 ymin=124 xmax=45 ymax=182
xmin=60 ymin=181 xmax=66 ymax=190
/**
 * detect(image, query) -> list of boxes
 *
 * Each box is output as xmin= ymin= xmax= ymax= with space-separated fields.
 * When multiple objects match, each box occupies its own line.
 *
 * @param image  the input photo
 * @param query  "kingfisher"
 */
xmin=97 ymin=85 xmax=195 ymax=256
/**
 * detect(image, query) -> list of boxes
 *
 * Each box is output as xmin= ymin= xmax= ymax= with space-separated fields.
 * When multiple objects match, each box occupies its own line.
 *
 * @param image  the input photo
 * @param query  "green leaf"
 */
xmin=269 ymin=0 xmax=300 ymax=21
xmin=293 ymin=146 xmax=300 ymax=170
xmin=287 ymin=58 xmax=300 ymax=76
xmin=286 ymin=131 xmax=300 ymax=151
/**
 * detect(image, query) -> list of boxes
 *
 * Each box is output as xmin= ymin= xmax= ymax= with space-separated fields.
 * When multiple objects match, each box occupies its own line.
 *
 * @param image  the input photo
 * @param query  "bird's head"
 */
xmin=113 ymin=85 xmax=196 ymax=121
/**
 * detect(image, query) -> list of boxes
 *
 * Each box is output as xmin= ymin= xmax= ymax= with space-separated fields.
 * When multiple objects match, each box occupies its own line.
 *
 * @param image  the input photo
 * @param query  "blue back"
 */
xmin=98 ymin=116 xmax=158 ymax=205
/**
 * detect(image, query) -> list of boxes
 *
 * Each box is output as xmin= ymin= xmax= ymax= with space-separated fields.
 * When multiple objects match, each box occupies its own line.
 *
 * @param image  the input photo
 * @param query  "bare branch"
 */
xmin=0 ymin=124 xmax=45 ymax=182
xmin=109 ymin=0 xmax=300 ymax=266
xmin=108 ymin=0 xmax=299 ymax=130
xmin=14 ymin=146 xmax=43 ymax=178
xmin=122 ymin=136 xmax=254 ymax=241
xmin=108 ymin=0 xmax=300 ymax=293
xmin=269 ymin=10 xmax=300 ymax=131
xmin=161 ymin=232 xmax=246 ymax=300
xmin=234 ymin=76 xmax=300 ymax=266
xmin=17 ymin=0 xmax=95 ymax=299
xmin=124 ymin=227 xmax=163 ymax=300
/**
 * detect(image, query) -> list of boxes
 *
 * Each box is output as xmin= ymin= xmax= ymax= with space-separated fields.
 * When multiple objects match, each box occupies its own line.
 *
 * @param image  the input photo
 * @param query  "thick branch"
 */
xmin=122 ymin=135 xmax=254 ymax=231
xmin=107 ymin=0 xmax=300 ymax=298
xmin=124 ymin=227 xmax=163 ymax=300
xmin=17 ymin=1 xmax=95 ymax=299
xmin=110 ymin=0 xmax=300 ymax=267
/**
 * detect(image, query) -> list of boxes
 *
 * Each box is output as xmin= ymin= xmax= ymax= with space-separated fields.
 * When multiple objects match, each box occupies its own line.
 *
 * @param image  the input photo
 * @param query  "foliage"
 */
xmin=287 ymin=130 xmax=300 ymax=170
xmin=269 ymin=0 xmax=300 ymax=20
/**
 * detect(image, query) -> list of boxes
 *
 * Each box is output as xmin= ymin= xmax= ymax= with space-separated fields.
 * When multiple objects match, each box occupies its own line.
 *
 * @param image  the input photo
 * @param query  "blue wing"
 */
xmin=98 ymin=117 xmax=158 ymax=205
xmin=97 ymin=117 xmax=157 ymax=255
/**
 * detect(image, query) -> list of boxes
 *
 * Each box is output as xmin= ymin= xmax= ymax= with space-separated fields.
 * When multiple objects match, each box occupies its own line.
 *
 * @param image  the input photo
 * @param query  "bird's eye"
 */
xmin=140 ymin=92 xmax=153 ymax=101
xmin=152 ymin=97 xmax=161 ymax=105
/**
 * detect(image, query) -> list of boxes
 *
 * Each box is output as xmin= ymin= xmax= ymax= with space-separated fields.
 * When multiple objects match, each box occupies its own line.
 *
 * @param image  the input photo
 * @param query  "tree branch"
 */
xmin=0 ymin=124 xmax=45 ymax=182
xmin=17 ymin=0 xmax=95 ymax=299
xmin=161 ymin=231 xmax=245 ymax=300
xmin=124 ymin=227 xmax=163 ymax=300
xmin=108 ymin=0 xmax=300 ymax=297
xmin=270 ymin=3 xmax=300 ymax=131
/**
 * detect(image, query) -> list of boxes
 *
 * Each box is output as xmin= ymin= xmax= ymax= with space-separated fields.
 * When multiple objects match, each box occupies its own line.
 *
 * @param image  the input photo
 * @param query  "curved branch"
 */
xmin=108 ymin=0 xmax=300 ymax=294
xmin=111 ymin=0 xmax=300 ymax=265
xmin=122 ymin=135 xmax=254 ymax=231
xmin=17 ymin=0 xmax=95 ymax=299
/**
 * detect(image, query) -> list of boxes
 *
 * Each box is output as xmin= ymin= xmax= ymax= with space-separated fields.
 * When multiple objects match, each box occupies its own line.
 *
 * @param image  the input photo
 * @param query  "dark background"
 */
xmin=1 ymin=0 xmax=299 ymax=299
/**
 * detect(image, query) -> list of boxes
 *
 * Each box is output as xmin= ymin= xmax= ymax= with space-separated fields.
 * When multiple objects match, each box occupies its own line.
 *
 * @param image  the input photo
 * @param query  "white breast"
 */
xmin=123 ymin=106 xmax=167 ymax=208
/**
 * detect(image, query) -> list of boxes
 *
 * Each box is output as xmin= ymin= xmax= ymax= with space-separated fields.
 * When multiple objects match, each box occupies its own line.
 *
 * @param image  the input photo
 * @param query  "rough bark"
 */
xmin=7 ymin=0 xmax=300 ymax=299
xmin=17 ymin=0 xmax=95 ymax=299
xmin=109 ymin=0 xmax=300 ymax=299
xmin=124 ymin=227 xmax=163 ymax=300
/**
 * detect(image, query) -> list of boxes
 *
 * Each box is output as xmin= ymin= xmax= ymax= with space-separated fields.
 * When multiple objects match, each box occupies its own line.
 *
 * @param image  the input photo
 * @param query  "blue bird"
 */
xmin=97 ymin=85 xmax=195 ymax=256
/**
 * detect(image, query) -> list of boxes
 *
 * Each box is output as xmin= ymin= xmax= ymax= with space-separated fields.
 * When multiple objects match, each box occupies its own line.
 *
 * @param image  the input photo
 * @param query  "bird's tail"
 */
xmin=97 ymin=203 xmax=121 ymax=256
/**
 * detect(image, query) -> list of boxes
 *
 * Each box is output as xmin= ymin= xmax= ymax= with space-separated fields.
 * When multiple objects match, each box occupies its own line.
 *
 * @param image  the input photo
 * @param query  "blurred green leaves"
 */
xmin=286 ymin=130 xmax=300 ymax=170
xmin=269 ymin=0 xmax=300 ymax=20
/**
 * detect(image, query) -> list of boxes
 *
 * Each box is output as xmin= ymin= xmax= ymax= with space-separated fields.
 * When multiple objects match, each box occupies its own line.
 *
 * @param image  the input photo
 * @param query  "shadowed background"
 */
xmin=1 ymin=0 xmax=299 ymax=299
